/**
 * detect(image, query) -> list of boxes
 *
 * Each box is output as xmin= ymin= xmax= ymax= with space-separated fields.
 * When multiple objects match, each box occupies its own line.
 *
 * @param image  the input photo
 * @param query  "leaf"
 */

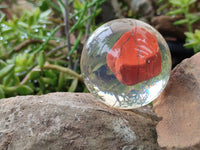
xmin=3 ymin=72 xmax=14 ymax=86
xmin=185 ymin=32 xmax=194 ymax=39
xmin=173 ymin=19 xmax=188 ymax=25
xmin=29 ymin=71 xmax=40 ymax=80
xmin=13 ymin=74 xmax=20 ymax=85
xmin=0 ymin=13 xmax=5 ymax=23
xmin=18 ymin=21 xmax=29 ymax=28
xmin=167 ymin=8 xmax=183 ymax=16
xmin=58 ymin=0 xmax=65 ymax=17
xmin=45 ymin=0 xmax=61 ymax=12
xmin=189 ymin=0 xmax=197 ymax=5
xmin=191 ymin=17 xmax=200 ymax=24
xmin=1 ymin=26 xmax=13 ymax=34
xmin=156 ymin=0 xmax=167 ymax=5
xmin=38 ymin=51 xmax=46 ymax=69
xmin=68 ymin=79 xmax=78 ymax=92
xmin=0 ymin=87 xmax=5 ymax=99
xmin=194 ymin=30 xmax=200 ymax=39
xmin=95 ymin=8 xmax=102 ymax=17
xmin=58 ymin=72 xmax=64 ymax=91
xmin=33 ymin=7 xmax=41 ymax=23
xmin=38 ymin=78 xmax=45 ymax=92
xmin=42 ymin=77 xmax=54 ymax=84
xmin=28 ymin=15 xmax=34 ymax=26
xmin=186 ymin=13 xmax=200 ymax=24
xmin=74 ymin=0 xmax=84 ymax=9
xmin=180 ymin=0 xmax=188 ymax=5
xmin=44 ymin=70 xmax=57 ymax=78
xmin=69 ymin=2 xmax=87 ymax=33
xmin=194 ymin=46 xmax=200 ymax=53
xmin=40 ymin=0 xmax=49 ymax=11
xmin=0 ymin=59 xmax=7 ymax=68
xmin=40 ymin=9 xmax=52 ymax=20
xmin=69 ymin=31 xmax=83 ymax=56
xmin=16 ymin=85 xmax=33 ymax=95
xmin=33 ymin=25 xmax=63 ymax=55
xmin=184 ymin=42 xmax=198 ymax=49
xmin=157 ymin=3 xmax=171 ymax=13
xmin=168 ymin=0 xmax=182 ymax=6
xmin=0 ymin=64 xmax=15 ymax=80
xmin=27 ymin=54 xmax=35 ymax=65
xmin=185 ymin=29 xmax=200 ymax=42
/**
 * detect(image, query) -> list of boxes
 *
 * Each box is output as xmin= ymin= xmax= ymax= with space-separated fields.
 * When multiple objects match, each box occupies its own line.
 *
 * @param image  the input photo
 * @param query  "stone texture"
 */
xmin=153 ymin=52 xmax=200 ymax=149
xmin=0 ymin=92 xmax=160 ymax=150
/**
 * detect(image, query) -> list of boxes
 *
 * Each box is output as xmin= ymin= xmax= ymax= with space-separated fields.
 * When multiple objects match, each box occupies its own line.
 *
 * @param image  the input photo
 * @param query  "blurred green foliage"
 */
xmin=157 ymin=0 xmax=200 ymax=53
xmin=0 ymin=0 xmax=106 ymax=98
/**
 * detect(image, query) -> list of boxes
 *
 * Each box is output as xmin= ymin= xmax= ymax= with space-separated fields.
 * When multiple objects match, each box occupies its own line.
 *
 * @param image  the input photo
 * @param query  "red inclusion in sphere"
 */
xmin=106 ymin=27 xmax=162 ymax=86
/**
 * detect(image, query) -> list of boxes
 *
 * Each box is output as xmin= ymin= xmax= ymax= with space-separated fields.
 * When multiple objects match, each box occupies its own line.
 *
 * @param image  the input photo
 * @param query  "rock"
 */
xmin=0 ymin=92 xmax=160 ymax=150
xmin=153 ymin=52 xmax=200 ymax=149
xmin=107 ymin=27 xmax=161 ymax=86
xmin=151 ymin=15 xmax=187 ymax=41
xmin=151 ymin=15 xmax=200 ymax=41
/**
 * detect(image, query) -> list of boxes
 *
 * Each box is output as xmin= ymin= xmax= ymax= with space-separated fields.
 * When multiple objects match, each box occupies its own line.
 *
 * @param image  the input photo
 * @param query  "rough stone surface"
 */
xmin=153 ymin=52 xmax=200 ymax=149
xmin=0 ymin=92 xmax=160 ymax=150
xmin=151 ymin=15 xmax=200 ymax=41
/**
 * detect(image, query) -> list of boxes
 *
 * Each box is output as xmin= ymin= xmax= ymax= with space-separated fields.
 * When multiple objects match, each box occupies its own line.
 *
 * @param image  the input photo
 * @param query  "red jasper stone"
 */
xmin=106 ymin=27 xmax=162 ymax=86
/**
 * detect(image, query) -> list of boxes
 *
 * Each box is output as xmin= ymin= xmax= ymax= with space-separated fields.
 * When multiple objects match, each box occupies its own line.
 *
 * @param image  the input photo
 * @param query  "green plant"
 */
xmin=0 ymin=0 xmax=106 ymax=99
xmin=157 ymin=0 xmax=200 ymax=53
xmin=167 ymin=0 xmax=199 ymax=32
xmin=184 ymin=30 xmax=200 ymax=52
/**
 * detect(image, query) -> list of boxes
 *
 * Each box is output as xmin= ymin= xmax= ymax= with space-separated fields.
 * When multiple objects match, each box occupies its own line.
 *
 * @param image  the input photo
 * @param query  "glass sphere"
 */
xmin=81 ymin=18 xmax=171 ymax=109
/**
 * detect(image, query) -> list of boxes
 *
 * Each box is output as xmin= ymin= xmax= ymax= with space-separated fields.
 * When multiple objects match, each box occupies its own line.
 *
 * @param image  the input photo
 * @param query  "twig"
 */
xmin=21 ymin=62 xmax=83 ymax=85
xmin=73 ymin=59 xmax=79 ymax=71
xmin=49 ymin=55 xmax=66 ymax=61
xmin=64 ymin=0 xmax=72 ymax=68
xmin=69 ymin=2 xmax=88 ymax=34
xmin=69 ymin=30 xmax=83 ymax=56
xmin=70 ymin=0 xmax=106 ymax=19
xmin=14 ymin=39 xmax=43 ymax=52
xmin=33 ymin=25 xmax=63 ymax=55
xmin=20 ymin=66 xmax=41 ymax=85
xmin=90 ymin=0 xmax=101 ymax=21
xmin=46 ymin=0 xmax=62 ymax=12
xmin=47 ymin=44 xmax=68 ymax=56
xmin=47 ymin=58 xmax=68 ymax=64
xmin=18 ymin=27 xmax=63 ymax=41
xmin=84 ymin=7 xmax=92 ymax=43
xmin=48 ymin=17 xmax=63 ymax=24
xmin=43 ymin=63 xmax=83 ymax=82
xmin=83 ymin=0 xmax=100 ymax=43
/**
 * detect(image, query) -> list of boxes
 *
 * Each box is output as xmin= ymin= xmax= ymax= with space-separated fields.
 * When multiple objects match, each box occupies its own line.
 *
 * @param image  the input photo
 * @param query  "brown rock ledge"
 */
xmin=154 ymin=52 xmax=200 ymax=149
xmin=0 ymin=92 xmax=160 ymax=150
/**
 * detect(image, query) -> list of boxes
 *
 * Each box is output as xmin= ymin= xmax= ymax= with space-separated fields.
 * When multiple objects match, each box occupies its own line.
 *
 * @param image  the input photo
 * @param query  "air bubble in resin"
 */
xmin=81 ymin=18 xmax=171 ymax=109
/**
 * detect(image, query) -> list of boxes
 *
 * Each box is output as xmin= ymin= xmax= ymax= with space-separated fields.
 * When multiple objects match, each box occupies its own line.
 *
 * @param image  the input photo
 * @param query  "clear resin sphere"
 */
xmin=81 ymin=18 xmax=171 ymax=109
